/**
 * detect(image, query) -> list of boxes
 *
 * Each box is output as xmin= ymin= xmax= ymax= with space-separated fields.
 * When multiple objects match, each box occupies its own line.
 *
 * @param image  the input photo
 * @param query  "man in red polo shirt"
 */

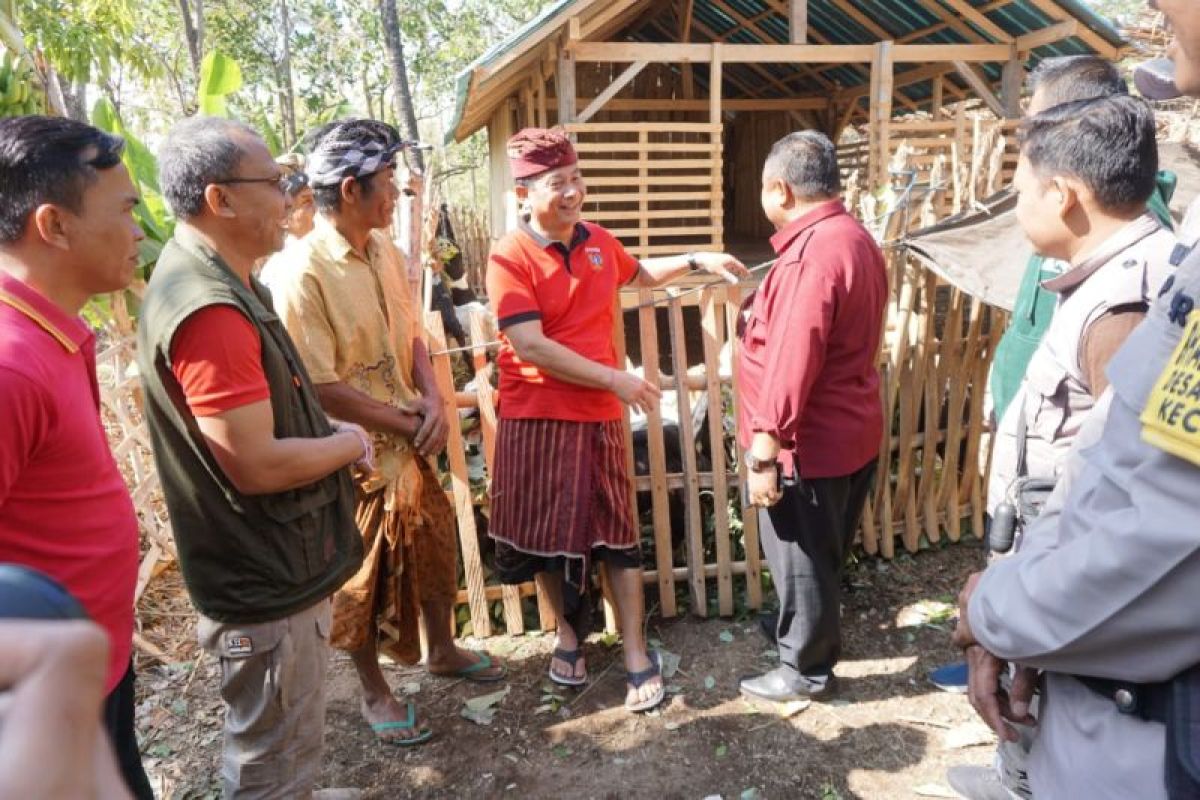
xmin=487 ymin=128 xmax=746 ymax=713
xmin=0 ymin=116 xmax=152 ymax=797
xmin=737 ymin=130 xmax=887 ymax=703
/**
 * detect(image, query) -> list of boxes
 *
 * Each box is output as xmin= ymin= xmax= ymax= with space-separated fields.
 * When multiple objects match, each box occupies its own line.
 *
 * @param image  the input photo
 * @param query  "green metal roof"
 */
xmin=449 ymin=0 xmax=1126 ymax=142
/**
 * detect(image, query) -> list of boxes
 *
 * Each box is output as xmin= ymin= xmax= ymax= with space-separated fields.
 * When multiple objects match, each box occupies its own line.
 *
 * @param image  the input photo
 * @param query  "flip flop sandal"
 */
xmin=624 ymin=651 xmax=665 ymax=713
xmin=548 ymin=646 xmax=588 ymax=687
xmin=437 ymin=651 xmax=508 ymax=683
xmin=370 ymin=702 xmax=433 ymax=747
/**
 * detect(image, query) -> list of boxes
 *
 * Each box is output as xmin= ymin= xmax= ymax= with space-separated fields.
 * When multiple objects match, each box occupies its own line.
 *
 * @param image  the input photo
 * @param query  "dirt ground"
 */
xmin=136 ymin=541 xmax=1000 ymax=800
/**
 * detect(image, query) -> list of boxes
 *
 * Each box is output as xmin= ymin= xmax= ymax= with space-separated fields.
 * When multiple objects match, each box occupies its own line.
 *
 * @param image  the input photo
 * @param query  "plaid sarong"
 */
xmin=489 ymin=418 xmax=638 ymax=582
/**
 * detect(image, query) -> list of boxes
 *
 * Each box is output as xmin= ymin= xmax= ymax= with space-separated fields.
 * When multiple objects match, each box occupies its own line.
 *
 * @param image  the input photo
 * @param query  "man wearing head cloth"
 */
xmin=270 ymin=119 xmax=506 ymax=747
xmin=485 ymin=127 xmax=748 ymax=712
xmin=951 ymin=3 xmax=1200 ymax=796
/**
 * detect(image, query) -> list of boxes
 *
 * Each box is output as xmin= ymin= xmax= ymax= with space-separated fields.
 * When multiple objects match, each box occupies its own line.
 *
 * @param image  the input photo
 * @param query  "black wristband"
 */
xmin=686 ymin=252 xmax=700 ymax=271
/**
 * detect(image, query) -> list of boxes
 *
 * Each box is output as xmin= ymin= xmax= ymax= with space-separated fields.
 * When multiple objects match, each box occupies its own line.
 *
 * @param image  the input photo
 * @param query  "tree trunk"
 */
xmin=378 ymin=0 xmax=424 ymax=172
xmin=278 ymin=0 xmax=297 ymax=147
xmin=61 ymin=78 xmax=87 ymax=121
xmin=177 ymin=0 xmax=203 ymax=78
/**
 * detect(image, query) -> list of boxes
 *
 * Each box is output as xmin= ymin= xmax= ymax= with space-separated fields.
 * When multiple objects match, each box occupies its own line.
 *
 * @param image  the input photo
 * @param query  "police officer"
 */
xmin=952 ymin=2 xmax=1200 ymax=796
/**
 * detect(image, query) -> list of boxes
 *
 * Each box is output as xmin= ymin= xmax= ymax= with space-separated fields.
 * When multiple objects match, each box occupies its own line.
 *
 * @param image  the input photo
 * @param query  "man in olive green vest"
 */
xmin=139 ymin=116 xmax=368 ymax=800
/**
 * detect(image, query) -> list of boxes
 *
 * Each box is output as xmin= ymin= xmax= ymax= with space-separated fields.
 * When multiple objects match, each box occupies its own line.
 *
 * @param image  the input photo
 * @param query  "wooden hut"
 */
xmin=448 ymin=0 xmax=1124 ymax=253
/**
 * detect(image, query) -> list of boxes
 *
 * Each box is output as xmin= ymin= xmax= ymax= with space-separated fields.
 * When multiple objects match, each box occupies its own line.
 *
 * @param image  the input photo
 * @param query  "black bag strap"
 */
xmin=1015 ymin=394 xmax=1030 ymax=480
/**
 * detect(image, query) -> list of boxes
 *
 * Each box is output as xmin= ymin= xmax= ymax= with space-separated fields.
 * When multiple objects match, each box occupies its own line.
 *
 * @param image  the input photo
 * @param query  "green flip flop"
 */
xmin=370 ymin=702 xmax=433 ymax=747
xmin=441 ymin=651 xmax=507 ymax=683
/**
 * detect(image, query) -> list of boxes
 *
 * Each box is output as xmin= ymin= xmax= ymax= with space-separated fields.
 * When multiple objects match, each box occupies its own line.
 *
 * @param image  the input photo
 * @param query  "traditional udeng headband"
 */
xmin=507 ymin=127 xmax=578 ymax=179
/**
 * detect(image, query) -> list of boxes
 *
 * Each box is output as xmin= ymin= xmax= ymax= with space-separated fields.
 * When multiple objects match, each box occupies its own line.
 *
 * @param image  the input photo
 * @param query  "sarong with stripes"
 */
xmin=489 ymin=417 xmax=638 ymax=581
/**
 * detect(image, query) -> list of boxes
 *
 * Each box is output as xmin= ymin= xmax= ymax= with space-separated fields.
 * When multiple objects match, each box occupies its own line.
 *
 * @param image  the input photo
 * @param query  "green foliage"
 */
xmin=197 ymin=51 xmax=242 ymax=117
xmin=17 ymin=0 xmax=160 ymax=87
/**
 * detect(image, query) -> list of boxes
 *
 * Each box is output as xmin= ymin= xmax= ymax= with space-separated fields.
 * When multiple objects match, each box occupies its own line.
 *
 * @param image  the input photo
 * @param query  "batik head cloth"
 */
xmin=306 ymin=119 xmax=402 ymax=187
xmin=507 ymin=127 xmax=577 ymax=180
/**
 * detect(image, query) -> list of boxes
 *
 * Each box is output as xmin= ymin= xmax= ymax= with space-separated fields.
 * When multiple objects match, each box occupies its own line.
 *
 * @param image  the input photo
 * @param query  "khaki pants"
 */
xmin=197 ymin=600 xmax=331 ymax=799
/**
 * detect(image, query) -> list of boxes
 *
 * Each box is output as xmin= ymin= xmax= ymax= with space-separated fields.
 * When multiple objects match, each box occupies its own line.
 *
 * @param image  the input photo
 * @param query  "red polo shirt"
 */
xmin=487 ymin=221 xmax=640 ymax=421
xmin=0 ymin=273 xmax=139 ymax=693
xmin=737 ymin=201 xmax=887 ymax=478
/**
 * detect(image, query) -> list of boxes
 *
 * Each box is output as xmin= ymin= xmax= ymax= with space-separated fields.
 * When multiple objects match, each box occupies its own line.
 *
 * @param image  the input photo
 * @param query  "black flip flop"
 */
xmin=624 ymin=651 xmax=665 ymax=713
xmin=548 ymin=646 xmax=588 ymax=687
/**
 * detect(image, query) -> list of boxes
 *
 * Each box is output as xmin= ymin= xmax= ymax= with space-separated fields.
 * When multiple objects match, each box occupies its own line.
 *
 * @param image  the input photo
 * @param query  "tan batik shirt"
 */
xmin=269 ymin=214 xmax=424 ymax=512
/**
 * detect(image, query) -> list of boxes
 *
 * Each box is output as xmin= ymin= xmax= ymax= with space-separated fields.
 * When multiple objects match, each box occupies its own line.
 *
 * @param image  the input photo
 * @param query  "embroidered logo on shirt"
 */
xmin=585 ymin=247 xmax=604 ymax=271
xmin=227 ymin=635 xmax=253 ymax=656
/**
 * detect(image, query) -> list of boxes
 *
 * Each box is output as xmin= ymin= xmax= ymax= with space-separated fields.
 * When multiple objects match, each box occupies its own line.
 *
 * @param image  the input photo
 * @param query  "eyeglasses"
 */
xmin=216 ymin=175 xmax=289 ymax=193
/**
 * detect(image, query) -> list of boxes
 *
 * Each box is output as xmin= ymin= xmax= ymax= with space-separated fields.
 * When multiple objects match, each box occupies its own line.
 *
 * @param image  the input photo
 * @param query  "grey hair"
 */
xmin=762 ymin=130 xmax=841 ymax=200
xmin=159 ymin=116 xmax=260 ymax=219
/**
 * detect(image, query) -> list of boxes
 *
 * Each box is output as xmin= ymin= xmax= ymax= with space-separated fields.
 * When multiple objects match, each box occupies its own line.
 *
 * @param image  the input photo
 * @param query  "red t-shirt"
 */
xmin=486 ymin=221 xmax=640 ymax=421
xmin=0 ymin=273 xmax=139 ymax=694
xmin=170 ymin=305 xmax=271 ymax=417
xmin=736 ymin=201 xmax=887 ymax=479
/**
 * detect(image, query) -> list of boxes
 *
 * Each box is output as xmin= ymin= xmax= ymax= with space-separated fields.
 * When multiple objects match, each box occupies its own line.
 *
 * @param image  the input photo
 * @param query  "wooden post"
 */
xmin=427 ymin=312 xmax=491 ymax=637
xmin=1001 ymin=47 xmax=1023 ymax=118
xmin=931 ymin=75 xmax=944 ymax=119
xmin=789 ymin=0 xmax=807 ymax=44
xmin=710 ymin=43 xmax=723 ymax=252
xmin=869 ymin=41 xmax=894 ymax=189
xmin=557 ymin=46 xmax=577 ymax=125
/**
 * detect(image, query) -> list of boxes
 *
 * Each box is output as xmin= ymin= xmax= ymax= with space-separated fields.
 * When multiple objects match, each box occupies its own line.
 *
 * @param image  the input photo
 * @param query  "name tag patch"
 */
xmin=226 ymin=635 xmax=254 ymax=656
xmin=1141 ymin=313 xmax=1200 ymax=466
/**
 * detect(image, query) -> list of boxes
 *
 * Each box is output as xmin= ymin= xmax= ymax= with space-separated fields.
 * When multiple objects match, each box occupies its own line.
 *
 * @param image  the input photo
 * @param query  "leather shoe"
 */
xmin=739 ymin=666 xmax=835 ymax=702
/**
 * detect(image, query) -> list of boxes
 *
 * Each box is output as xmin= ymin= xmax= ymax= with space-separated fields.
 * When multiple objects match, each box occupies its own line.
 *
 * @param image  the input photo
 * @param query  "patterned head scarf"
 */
xmin=507 ymin=127 xmax=577 ymax=180
xmin=306 ymin=119 xmax=402 ymax=187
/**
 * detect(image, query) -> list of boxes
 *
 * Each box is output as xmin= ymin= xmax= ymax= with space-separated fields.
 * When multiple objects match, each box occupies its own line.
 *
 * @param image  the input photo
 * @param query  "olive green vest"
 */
xmin=137 ymin=228 xmax=362 ymax=623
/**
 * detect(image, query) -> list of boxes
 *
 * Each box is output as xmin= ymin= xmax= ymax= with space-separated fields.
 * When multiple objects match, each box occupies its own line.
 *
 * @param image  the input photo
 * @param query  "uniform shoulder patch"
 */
xmin=1140 ymin=310 xmax=1200 ymax=466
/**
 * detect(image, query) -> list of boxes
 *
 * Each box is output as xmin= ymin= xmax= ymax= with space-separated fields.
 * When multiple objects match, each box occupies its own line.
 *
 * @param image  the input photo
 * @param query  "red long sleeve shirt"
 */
xmin=736 ymin=200 xmax=887 ymax=479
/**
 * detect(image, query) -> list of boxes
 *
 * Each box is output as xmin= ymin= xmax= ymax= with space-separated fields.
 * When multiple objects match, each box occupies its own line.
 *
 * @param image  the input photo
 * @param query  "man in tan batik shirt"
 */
xmin=270 ymin=119 xmax=505 ymax=747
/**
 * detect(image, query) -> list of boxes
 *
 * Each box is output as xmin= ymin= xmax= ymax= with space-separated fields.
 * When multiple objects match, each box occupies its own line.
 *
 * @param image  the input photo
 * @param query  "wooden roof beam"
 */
xmin=704 ymin=0 xmax=836 ymax=92
xmin=1023 ymin=0 xmax=1120 ymax=58
xmin=938 ymin=0 xmax=1014 ymax=42
xmin=575 ymin=59 xmax=648 ymax=122
xmin=912 ymin=0 xmax=990 ymax=44
xmin=790 ymin=0 xmax=807 ymax=44
xmin=954 ymin=60 xmax=1007 ymax=117
xmin=569 ymin=42 xmax=1014 ymax=63
xmin=898 ymin=0 xmax=1018 ymax=43
xmin=1014 ymin=19 xmax=1077 ymax=53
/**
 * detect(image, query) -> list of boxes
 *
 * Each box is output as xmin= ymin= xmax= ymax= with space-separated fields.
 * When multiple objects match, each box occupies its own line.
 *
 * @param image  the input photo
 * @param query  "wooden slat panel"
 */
xmin=725 ymin=285 xmax=763 ymax=609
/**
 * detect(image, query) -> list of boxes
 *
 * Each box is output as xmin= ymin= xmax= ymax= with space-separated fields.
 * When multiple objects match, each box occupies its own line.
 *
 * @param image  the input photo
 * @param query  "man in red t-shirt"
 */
xmin=0 ymin=116 xmax=152 ymax=797
xmin=737 ymin=131 xmax=887 ymax=704
xmin=486 ymin=128 xmax=747 ymax=713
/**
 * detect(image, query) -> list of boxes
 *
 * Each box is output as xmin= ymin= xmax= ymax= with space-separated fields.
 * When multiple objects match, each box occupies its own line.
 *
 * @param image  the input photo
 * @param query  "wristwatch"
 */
xmin=685 ymin=252 xmax=701 ymax=271
xmin=743 ymin=451 xmax=776 ymax=473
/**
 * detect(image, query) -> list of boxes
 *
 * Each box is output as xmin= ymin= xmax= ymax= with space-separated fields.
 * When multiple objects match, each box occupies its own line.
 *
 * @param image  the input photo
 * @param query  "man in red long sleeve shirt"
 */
xmin=737 ymin=131 xmax=887 ymax=702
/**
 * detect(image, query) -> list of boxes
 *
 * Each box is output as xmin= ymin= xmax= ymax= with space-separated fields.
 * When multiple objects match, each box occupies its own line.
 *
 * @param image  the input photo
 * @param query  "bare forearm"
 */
xmin=635 ymin=255 xmax=692 ymax=287
xmin=238 ymin=432 xmax=363 ymax=494
xmin=0 ymin=621 xmax=111 ymax=800
xmin=315 ymin=382 xmax=421 ymax=439
xmin=411 ymin=338 xmax=440 ymax=398
xmin=515 ymin=335 xmax=614 ymax=389
xmin=750 ymin=432 xmax=781 ymax=460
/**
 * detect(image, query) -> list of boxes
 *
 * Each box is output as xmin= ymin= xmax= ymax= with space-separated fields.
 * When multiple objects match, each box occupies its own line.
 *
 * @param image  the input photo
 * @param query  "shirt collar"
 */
xmin=518 ymin=218 xmax=590 ymax=252
xmin=310 ymin=214 xmax=378 ymax=265
xmin=1041 ymin=213 xmax=1163 ymax=294
xmin=0 ymin=271 xmax=92 ymax=354
xmin=769 ymin=200 xmax=847 ymax=256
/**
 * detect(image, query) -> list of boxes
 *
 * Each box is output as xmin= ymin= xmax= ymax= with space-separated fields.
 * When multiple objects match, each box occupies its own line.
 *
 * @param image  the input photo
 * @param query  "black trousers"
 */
xmin=759 ymin=459 xmax=877 ymax=683
xmin=104 ymin=661 xmax=155 ymax=800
